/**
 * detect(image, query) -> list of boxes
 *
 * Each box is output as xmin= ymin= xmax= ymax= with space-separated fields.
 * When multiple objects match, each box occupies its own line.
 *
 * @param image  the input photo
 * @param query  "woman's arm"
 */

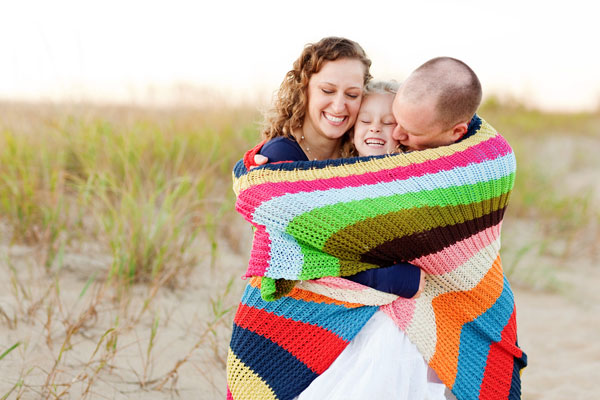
xmin=259 ymin=137 xmax=308 ymax=162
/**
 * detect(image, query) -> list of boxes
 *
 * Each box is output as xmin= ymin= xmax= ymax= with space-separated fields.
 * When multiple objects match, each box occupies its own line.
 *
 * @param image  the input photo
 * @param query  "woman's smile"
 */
xmin=323 ymin=112 xmax=346 ymax=125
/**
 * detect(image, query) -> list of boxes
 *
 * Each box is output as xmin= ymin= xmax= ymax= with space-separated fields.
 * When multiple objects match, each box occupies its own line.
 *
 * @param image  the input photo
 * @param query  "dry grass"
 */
xmin=1 ymin=99 xmax=598 ymax=398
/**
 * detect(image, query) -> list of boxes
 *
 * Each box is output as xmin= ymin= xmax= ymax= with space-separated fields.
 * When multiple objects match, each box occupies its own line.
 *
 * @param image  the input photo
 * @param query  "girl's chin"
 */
xmin=356 ymin=147 xmax=387 ymax=156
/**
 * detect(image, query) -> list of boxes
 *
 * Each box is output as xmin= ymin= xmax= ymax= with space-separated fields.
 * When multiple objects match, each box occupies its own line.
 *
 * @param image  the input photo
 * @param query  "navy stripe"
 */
xmin=230 ymin=323 xmax=318 ymax=400
xmin=509 ymin=343 xmax=527 ymax=400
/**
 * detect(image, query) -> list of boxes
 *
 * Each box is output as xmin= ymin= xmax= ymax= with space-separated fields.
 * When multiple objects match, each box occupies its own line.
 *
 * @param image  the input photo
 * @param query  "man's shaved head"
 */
xmin=399 ymin=57 xmax=482 ymax=128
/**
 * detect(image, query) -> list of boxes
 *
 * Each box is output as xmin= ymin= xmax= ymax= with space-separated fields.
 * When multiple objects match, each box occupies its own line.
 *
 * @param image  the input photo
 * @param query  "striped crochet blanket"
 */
xmin=227 ymin=116 xmax=527 ymax=400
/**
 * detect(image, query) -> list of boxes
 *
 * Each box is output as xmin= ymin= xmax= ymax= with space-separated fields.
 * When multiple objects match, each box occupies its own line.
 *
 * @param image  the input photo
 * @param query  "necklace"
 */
xmin=299 ymin=134 xmax=318 ymax=161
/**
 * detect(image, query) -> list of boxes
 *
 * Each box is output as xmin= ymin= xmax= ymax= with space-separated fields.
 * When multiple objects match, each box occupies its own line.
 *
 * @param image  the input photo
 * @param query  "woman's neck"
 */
xmin=294 ymin=127 xmax=342 ymax=161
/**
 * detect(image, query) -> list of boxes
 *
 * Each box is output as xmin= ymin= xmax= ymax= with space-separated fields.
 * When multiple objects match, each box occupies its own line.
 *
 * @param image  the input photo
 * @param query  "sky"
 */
xmin=1 ymin=0 xmax=599 ymax=111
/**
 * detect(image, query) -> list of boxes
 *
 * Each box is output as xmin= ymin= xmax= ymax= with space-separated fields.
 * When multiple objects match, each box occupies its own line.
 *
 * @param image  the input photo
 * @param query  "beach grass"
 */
xmin=0 ymin=99 xmax=598 ymax=397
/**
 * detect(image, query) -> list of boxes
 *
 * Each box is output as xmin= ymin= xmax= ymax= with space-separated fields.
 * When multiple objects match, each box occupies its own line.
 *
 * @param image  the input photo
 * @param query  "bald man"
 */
xmin=392 ymin=57 xmax=482 ymax=151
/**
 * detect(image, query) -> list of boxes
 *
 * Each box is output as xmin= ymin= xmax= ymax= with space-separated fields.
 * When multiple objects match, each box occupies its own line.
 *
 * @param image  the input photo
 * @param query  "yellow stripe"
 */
xmin=234 ymin=119 xmax=497 ymax=191
xmin=227 ymin=348 xmax=278 ymax=400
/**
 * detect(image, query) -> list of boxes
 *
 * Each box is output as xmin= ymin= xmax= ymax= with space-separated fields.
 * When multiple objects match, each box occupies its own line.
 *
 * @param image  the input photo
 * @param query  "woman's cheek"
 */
xmin=349 ymin=100 xmax=362 ymax=125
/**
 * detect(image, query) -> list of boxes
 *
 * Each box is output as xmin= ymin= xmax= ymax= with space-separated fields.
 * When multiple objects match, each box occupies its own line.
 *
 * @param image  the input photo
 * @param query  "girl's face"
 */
xmin=303 ymin=58 xmax=365 ymax=142
xmin=353 ymin=93 xmax=398 ymax=156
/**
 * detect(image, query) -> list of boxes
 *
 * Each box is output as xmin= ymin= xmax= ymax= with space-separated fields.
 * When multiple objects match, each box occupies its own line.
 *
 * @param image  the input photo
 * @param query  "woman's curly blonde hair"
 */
xmin=262 ymin=37 xmax=372 ymax=156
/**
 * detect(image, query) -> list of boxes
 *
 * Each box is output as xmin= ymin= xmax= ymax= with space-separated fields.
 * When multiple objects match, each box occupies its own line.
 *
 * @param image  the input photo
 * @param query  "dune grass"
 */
xmin=0 ymin=99 xmax=598 ymax=397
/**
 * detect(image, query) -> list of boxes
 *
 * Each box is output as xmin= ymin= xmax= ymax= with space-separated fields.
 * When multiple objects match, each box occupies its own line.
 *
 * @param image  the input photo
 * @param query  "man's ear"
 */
xmin=451 ymin=122 xmax=469 ymax=141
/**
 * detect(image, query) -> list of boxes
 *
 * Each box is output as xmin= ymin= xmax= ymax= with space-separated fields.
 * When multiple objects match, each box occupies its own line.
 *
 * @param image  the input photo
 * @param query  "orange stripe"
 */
xmin=429 ymin=255 xmax=505 ymax=387
xmin=249 ymin=277 xmax=364 ymax=308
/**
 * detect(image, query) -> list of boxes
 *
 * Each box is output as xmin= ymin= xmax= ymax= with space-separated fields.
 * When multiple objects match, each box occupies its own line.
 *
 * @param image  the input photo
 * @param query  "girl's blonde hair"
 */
xmin=262 ymin=37 xmax=372 ymax=156
xmin=363 ymin=80 xmax=400 ymax=97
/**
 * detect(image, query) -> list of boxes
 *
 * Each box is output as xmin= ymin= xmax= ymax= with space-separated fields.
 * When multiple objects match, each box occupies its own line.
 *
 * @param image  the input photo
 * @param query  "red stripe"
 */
xmin=479 ymin=306 xmax=523 ymax=399
xmin=233 ymin=303 xmax=349 ymax=374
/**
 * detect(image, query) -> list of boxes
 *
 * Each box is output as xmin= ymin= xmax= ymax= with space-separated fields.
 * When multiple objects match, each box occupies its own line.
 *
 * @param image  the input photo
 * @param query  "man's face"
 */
xmin=391 ymin=91 xmax=457 ymax=151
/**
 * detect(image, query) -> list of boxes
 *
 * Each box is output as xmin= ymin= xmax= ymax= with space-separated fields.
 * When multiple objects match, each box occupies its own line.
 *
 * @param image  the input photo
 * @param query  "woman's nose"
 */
xmin=331 ymin=94 xmax=346 ymax=113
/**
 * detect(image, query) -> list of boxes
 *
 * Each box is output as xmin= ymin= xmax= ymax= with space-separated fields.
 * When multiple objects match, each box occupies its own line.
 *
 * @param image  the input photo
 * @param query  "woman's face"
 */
xmin=353 ymin=93 xmax=398 ymax=156
xmin=303 ymin=58 xmax=365 ymax=141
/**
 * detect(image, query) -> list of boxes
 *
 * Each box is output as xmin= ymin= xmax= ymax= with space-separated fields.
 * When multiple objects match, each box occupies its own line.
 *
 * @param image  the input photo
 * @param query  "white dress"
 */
xmin=295 ymin=310 xmax=452 ymax=400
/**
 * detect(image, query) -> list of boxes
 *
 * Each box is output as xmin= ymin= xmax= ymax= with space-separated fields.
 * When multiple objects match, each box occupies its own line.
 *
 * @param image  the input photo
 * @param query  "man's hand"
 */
xmin=411 ymin=270 xmax=426 ymax=299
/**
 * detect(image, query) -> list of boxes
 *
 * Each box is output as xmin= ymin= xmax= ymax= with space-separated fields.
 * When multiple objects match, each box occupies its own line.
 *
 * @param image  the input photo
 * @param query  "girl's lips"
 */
xmin=364 ymin=138 xmax=386 ymax=146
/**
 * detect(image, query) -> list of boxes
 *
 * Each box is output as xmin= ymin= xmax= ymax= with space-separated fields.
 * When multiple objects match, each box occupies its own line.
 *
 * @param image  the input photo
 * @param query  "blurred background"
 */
xmin=0 ymin=1 xmax=599 ymax=399
xmin=2 ymin=0 xmax=600 ymax=111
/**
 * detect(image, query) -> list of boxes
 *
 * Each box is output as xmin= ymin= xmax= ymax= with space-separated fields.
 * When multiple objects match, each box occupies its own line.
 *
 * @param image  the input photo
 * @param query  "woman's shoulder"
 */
xmin=260 ymin=136 xmax=308 ymax=162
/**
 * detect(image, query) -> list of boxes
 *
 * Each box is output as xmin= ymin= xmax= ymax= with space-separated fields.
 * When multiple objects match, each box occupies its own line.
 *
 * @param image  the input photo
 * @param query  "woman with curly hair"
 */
xmin=258 ymin=36 xmax=371 ymax=162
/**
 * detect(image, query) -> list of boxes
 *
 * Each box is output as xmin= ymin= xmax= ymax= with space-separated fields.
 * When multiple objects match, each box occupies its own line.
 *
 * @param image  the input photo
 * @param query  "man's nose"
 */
xmin=392 ymin=125 xmax=406 ymax=140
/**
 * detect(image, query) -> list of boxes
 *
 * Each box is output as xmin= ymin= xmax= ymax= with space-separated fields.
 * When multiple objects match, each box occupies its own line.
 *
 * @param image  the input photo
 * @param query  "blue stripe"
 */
xmin=240 ymin=283 xmax=377 ymax=342
xmin=262 ymin=227 xmax=306 ymax=279
xmin=452 ymin=276 xmax=515 ymax=399
xmin=230 ymin=324 xmax=317 ymax=400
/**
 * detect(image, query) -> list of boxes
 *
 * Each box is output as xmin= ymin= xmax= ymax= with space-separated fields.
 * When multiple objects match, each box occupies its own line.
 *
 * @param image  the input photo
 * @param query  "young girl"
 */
xmin=352 ymin=80 xmax=401 ymax=157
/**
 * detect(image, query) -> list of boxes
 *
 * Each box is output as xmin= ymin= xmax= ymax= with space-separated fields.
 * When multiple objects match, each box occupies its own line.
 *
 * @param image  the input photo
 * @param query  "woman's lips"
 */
xmin=323 ymin=112 xmax=346 ymax=126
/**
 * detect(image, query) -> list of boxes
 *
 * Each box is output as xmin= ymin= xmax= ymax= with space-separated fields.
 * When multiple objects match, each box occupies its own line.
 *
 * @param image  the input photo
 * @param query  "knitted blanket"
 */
xmin=227 ymin=116 xmax=527 ymax=400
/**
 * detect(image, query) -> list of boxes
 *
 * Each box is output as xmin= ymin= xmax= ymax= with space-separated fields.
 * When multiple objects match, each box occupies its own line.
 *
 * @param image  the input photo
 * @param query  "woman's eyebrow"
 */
xmin=320 ymin=81 xmax=362 ymax=90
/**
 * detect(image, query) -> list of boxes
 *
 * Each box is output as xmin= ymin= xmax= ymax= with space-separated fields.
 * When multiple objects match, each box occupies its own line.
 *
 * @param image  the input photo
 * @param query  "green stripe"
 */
xmin=296 ymin=249 xmax=341 ymax=280
xmin=288 ymin=173 xmax=515 ymax=251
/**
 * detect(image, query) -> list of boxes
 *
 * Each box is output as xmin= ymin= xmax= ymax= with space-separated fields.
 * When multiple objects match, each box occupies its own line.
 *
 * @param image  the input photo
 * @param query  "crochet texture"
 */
xmin=227 ymin=116 xmax=527 ymax=400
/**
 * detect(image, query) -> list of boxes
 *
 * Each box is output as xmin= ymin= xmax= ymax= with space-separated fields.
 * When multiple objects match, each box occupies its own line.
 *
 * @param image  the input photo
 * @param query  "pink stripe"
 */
xmin=226 ymin=386 xmax=233 ymax=400
xmin=244 ymin=227 xmax=271 ymax=277
xmin=238 ymin=135 xmax=511 ymax=217
xmin=381 ymin=297 xmax=416 ymax=331
xmin=410 ymin=224 xmax=501 ymax=275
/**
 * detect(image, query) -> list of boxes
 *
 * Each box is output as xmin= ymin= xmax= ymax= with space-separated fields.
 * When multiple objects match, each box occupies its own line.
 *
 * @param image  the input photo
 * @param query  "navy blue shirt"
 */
xmin=259 ymin=136 xmax=422 ymax=298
